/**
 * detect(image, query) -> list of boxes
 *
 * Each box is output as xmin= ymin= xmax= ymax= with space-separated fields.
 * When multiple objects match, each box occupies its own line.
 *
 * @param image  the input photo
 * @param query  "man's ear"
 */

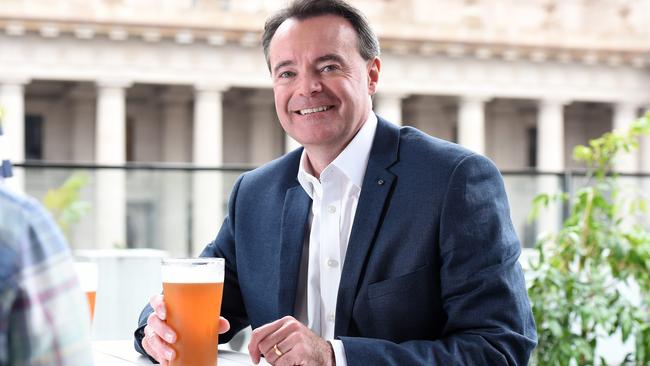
xmin=367 ymin=57 xmax=381 ymax=95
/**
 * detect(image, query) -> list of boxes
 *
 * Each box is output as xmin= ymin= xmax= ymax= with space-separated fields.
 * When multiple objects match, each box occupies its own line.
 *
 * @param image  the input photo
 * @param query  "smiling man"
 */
xmin=269 ymin=13 xmax=379 ymax=176
xmin=134 ymin=1 xmax=537 ymax=365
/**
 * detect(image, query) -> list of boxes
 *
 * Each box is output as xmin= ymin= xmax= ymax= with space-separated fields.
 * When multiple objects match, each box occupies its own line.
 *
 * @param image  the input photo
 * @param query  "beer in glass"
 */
xmin=74 ymin=261 xmax=98 ymax=321
xmin=162 ymin=258 xmax=224 ymax=366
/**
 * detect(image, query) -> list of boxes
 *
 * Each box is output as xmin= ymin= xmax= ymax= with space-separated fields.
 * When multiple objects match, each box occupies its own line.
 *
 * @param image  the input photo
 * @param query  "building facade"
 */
xmin=1 ymin=0 xmax=649 ymax=254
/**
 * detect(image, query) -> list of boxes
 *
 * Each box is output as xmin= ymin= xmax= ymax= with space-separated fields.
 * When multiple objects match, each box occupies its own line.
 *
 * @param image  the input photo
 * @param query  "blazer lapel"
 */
xmin=335 ymin=118 xmax=399 ymax=336
xmin=277 ymin=185 xmax=312 ymax=317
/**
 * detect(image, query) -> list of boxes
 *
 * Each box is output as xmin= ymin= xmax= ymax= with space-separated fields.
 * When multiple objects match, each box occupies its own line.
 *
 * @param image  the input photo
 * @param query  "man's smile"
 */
xmin=295 ymin=105 xmax=334 ymax=115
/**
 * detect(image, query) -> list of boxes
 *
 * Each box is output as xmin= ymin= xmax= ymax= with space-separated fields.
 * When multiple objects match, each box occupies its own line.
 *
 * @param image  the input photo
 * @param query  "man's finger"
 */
xmin=257 ymin=318 xmax=302 ymax=358
xmin=248 ymin=317 xmax=289 ymax=364
xmin=262 ymin=331 xmax=300 ymax=365
xmin=142 ymin=326 xmax=175 ymax=363
xmin=147 ymin=312 xmax=176 ymax=344
xmin=219 ymin=317 xmax=230 ymax=334
xmin=149 ymin=294 xmax=167 ymax=320
xmin=147 ymin=328 xmax=176 ymax=361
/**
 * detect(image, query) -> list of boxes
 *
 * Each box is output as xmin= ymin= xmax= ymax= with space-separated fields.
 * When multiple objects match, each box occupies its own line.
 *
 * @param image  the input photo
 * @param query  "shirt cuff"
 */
xmin=329 ymin=339 xmax=348 ymax=366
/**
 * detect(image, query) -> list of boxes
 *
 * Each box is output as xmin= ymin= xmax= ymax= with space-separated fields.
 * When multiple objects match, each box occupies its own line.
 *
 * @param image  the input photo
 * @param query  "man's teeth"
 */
xmin=299 ymin=106 xmax=330 ymax=115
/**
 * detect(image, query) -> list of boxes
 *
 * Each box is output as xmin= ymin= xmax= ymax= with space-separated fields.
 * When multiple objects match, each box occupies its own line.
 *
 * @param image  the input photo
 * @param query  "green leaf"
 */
xmin=41 ymin=172 xmax=91 ymax=239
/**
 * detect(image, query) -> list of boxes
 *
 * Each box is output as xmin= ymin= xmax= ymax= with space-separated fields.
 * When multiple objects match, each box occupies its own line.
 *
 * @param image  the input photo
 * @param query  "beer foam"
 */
xmin=161 ymin=259 xmax=224 ymax=283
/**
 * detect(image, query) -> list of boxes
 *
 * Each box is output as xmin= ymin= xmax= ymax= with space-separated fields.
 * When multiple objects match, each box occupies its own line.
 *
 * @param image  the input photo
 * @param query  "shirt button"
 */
xmin=326 ymin=259 xmax=339 ymax=268
xmin=327 ymin=205 xmax=336 ymax=214
xmin=328 ymin=314 xmax=335 ymax=322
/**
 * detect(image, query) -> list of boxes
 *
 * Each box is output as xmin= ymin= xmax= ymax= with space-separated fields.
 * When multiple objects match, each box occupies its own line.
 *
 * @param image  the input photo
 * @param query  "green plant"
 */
xmin=528 ymin=111 xmax=650 ymax=365
xmin=43 ymin=172 xmax=91 ymax=239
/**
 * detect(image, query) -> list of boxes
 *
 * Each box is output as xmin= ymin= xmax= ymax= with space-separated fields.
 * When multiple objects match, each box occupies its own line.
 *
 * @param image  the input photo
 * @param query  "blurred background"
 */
xmin=0 ymin=0 xmax=649 ymax=351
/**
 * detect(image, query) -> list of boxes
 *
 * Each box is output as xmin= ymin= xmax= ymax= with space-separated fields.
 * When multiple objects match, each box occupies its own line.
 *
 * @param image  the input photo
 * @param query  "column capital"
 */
xmin=612 ymin=100 xmax=642 ymax=111
xmin=96 ymin=79 xmax=133 ymax=90
xmin=194 ymin=82 xmax=230 ymax=94
xmin=538 ymin=98 xmax=571 ymax=108
xmin=0 ymin=76 xmax=30 ymax=86
xmin=460 ymin=95 xmax=492 ymax=104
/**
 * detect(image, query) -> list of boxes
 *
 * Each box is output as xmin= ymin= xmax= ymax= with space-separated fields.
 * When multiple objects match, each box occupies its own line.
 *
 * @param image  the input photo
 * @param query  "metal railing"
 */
xmin=12 ymin=162 xmax=650 ymax=253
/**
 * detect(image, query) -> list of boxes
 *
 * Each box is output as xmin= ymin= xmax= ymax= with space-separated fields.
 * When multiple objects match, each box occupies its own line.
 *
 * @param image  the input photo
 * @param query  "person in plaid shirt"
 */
xmin=0 ymin=183 xmax=94 ymax=366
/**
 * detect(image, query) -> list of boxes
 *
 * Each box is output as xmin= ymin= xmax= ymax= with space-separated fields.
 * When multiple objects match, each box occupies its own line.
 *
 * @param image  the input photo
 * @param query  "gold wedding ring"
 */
xmin=273 ymin=344 xmax=283 ymax=357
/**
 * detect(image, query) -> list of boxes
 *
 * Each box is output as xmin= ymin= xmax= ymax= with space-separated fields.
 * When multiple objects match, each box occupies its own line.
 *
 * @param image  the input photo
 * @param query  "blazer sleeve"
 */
xmin=133 ymin=174 xmax=250 ymax=358
xmin=340 ymin=153 xmax=537 ymax=365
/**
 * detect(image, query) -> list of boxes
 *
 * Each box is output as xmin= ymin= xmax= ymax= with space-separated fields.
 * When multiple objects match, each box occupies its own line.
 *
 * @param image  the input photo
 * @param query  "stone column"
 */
xmin=613 ymin=102 xmax=639 ymax=173
xmin=0 ymin=79 xmax=28 ymax=192
xmin=192 ymin=84 xmax=227 ymax=255
xmin=94 ymin=80 xmax=131 ymax=249
xmin=160 ymin=88 xmax=191 ymax=256
xmin=537 ymin=100 xmax=567 ymax=172
xmin=374 ymin=92 xmax=405 ymax=125
xmin=458 ymin=96 xmax=488 ymax=155
xmin=535 ymin=99 xmax=567 ymax=237
xmin=249 ymin=90 xmax=279 ymax=166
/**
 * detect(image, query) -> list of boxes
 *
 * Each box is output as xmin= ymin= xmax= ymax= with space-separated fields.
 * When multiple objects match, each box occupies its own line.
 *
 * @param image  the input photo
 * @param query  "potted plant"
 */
xmin=528 ymin=112 xmax=650 ymax=365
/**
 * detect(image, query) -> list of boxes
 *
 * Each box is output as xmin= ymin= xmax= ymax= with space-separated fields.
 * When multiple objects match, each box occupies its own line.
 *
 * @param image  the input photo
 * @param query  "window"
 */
xmin=527 ymin=127 xmax=537 ymax=168
xmin=25 ymin=114 xmax=43 ymax=160
xmin=126 ymin=116 xmax=135 ymax=162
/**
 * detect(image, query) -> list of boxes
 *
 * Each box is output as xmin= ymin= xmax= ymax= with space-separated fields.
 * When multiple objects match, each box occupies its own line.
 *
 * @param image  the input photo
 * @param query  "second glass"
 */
xmin=74 ymin=261 xmax=98 ymax=321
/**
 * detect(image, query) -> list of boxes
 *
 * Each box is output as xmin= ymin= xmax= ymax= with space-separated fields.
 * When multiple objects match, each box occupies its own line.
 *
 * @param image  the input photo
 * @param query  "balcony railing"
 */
xmin=13 ymin=161 xmax=650 ymax=254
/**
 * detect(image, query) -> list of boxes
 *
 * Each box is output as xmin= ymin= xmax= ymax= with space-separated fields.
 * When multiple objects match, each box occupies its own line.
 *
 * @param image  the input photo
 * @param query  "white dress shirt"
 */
xmin=294 ymin=112 xmax=378 ymax=366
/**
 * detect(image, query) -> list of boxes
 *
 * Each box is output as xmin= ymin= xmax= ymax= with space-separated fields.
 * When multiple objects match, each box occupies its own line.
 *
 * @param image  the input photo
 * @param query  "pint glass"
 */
xmin=162 ymin=258 xmax=225 ymax=366
xmin=74 ymin=261 xmax=98 ymax=321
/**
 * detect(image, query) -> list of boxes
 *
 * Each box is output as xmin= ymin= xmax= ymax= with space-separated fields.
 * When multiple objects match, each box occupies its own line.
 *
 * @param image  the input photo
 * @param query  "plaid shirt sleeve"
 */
xmin=0 ymin=186 xmax=94 ymax=366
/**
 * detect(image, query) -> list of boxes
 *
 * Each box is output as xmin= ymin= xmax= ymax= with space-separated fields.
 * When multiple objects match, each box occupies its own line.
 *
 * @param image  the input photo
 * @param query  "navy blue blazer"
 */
xmin=135 ymin=117 xmax=537 ymax=365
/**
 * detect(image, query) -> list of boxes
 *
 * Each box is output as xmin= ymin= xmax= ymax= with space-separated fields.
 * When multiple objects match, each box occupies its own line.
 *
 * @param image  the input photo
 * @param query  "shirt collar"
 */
xmin=297 ymin=112 xmax=378 ymax=199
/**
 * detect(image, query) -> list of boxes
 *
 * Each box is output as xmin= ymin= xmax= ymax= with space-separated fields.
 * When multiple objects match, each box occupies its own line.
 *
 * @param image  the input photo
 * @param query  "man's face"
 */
xmin=268 ymin=15 xmax=380 ymax=153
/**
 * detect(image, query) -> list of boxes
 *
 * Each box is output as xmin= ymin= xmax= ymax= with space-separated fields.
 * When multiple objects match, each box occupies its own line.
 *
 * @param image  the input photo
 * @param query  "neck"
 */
xmin=302 ymin=110 xmax=371 ymax=179
xmin=303 ymin=145 xmax=343 ymax=179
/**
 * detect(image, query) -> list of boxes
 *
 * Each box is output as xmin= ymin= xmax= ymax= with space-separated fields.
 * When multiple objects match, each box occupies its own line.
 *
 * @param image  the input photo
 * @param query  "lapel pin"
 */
xmin=377 ymin=179 xmax=385 ymax=185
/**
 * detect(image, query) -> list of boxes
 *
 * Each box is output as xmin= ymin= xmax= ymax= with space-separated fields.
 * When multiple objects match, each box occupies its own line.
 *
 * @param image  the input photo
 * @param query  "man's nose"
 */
xmin=297 ymin=74 xmax=322 ymax=96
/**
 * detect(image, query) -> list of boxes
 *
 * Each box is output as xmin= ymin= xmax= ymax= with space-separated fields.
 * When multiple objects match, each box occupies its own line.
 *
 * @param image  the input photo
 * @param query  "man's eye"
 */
xmin=278 ymin=71 xmax=295 ymax=78
xmin=321 ymin=65 xmax=339 ymax=72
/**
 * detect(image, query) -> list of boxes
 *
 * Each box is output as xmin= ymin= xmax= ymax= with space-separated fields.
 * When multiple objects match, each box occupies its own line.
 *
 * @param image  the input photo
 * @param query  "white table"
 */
xmin=92 ymin=340 xmax=270 ymax=366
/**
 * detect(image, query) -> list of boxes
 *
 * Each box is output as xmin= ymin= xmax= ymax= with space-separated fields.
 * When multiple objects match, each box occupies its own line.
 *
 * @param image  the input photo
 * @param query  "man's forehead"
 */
xmin=269 ymin=15 xmax=357 ymax=61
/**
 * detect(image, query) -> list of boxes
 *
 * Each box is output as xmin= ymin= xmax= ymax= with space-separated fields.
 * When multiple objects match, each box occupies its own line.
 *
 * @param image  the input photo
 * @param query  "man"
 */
xmin=134 ymin=0 xmax=537 ymax=364
xmin=0 ymin=180 xmax=94 ymax=365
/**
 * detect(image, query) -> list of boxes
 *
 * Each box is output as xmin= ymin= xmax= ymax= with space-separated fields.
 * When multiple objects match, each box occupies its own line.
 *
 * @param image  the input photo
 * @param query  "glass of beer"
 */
xmin=162 ymin=258 xmax=225 ymax=366
xmin=74 ymin=261 xmax=98 ymax=321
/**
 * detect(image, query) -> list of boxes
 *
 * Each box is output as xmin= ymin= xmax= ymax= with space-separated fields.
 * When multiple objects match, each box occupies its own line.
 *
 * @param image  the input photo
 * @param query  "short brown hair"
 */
xmin=261 ymin=0 xmax=380 ymax=71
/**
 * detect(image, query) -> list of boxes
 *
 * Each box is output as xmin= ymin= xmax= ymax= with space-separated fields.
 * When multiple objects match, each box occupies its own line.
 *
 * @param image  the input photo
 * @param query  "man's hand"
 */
xmin=248 ymin=316 xmax=334 ymax=366
xmin=141 ymin=294 xmax=230 ymax=365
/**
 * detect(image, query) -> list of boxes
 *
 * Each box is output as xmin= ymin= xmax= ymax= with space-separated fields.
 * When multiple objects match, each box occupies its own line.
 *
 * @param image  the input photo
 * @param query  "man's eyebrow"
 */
xmin=271 ymin=54 xmax=345 ymax=75
xmin=316 ymin=54 xmax=345 ymax=65
xmin=272 ymin=60 xmax=294 ymax=75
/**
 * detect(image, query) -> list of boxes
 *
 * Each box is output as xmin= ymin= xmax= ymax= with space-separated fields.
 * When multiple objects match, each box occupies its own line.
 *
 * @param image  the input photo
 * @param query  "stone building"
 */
xmin=0 ymin=0 xmax=649 ymax=254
